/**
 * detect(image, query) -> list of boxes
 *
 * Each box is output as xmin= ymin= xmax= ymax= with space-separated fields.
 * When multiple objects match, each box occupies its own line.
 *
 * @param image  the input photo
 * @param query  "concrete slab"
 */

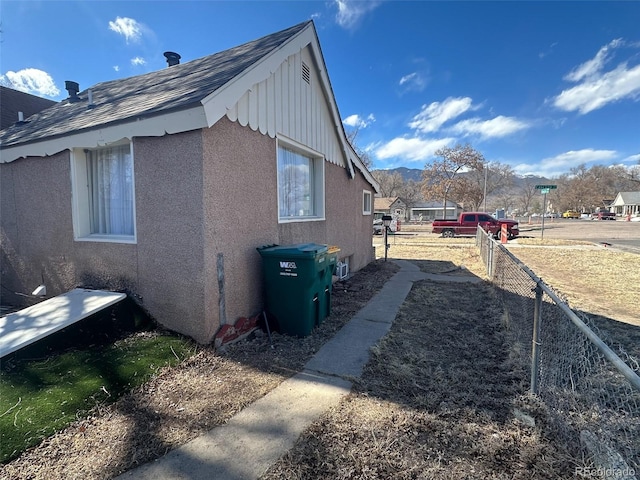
xmin=116 ymin=370 xmax=351 ymax=480
xmin=304 ymin=317 xmax=393 ymax=378
xmin=0 ymin=288 xmax=126 ymax=357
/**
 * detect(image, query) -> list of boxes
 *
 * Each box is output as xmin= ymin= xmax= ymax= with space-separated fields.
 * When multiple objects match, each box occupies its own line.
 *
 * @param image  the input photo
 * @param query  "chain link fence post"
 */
xmin=530 ymin=283 xmax=543 ymax=394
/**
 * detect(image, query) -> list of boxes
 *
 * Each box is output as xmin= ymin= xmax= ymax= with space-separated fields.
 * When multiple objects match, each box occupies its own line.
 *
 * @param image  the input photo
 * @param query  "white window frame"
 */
xmin=363 ymin=190 xmax=372 ymax=215
xmin=276 ymin=137 xmax=325 ymax=223
xmin=70 ymin=141 xmax=137 ymax=244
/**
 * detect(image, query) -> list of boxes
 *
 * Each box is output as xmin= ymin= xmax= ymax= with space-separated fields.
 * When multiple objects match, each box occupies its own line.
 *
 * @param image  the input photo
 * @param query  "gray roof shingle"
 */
xmin=0 ymin=21 xmax=310 ymax=148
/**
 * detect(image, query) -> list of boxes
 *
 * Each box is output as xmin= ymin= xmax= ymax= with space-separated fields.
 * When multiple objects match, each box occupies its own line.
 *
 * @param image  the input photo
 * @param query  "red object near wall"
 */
xmin=501 ymin=223 xmax=508 ymax=244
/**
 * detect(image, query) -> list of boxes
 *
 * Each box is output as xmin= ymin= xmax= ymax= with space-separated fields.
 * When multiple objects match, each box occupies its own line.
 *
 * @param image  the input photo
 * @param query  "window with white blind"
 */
xmin=277 ymin=140 xmax=325 ymax=222
xmin=71 ymin=143 xmax=136 ymax=243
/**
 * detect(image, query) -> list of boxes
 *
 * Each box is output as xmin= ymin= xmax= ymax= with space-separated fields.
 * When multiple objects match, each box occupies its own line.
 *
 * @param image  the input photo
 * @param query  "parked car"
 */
xmin=373 ymin=219 xmax=384 ymax=235
xmin=432 ymin=212 xmax=519 ymax=239
xmin=562 ymin=210 xmax=580 ymax=219
xmin=590 ymin=211 xmax=616 ymax=220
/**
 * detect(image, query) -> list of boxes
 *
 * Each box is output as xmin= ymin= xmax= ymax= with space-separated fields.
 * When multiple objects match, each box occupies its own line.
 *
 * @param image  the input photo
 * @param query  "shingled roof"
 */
xmin=0 ymin=21 xmax=310 ymax=149
xmin=0 ymin=86 xmax=56 ymax=130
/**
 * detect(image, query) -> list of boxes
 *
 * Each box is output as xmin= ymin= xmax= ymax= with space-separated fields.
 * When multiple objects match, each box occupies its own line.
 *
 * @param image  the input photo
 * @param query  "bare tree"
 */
xmin=397 ymin=180 xmax=423 ymax=221
xmin=518 ymin=176 xmax=539 ymax=214
xmin=372 ymin=170 xmax=405 ymax=197
xmin=421 ymin=144 xmax=484 ymax=218
xmin=345 ymin=127 xmax=373 ymax=169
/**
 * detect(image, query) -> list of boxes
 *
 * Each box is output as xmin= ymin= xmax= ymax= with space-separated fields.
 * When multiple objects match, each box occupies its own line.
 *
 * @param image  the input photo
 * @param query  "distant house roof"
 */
xmin=0 ymin=86 xmax=56 ymax=130
xmin=374 ymin=197 xmax=402 ymax=210
xmin=613 ymin=191 xmax=640 ymax=206
xmin=412 ymin=201 xmax=461 ymax=209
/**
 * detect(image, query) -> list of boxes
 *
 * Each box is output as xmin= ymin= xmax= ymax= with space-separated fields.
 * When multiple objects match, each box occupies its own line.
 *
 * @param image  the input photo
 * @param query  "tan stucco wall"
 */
xmin=200 ymin=118 xmax=375 ymax=340
xmin=0 ymin=152 xmax=139 ymax=307
xmin=133 ymin=131 xmax=208 ymax=342
xmin=0 ymin=119 xmax=375 ymax=345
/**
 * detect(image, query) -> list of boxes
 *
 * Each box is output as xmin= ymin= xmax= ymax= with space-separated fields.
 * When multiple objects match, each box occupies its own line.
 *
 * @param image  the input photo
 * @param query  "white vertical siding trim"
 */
xmin=223 ymin=48 xmax=346 ymax=169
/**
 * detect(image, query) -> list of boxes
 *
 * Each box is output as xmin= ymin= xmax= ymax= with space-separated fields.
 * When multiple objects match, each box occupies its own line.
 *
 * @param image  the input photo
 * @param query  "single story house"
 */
xmin=410 ymin=201 xmax=463 ymax=221
xmin=0 ymin=21 xmax=378 ymax=344
xmin=611 ymin=191 xmax=640 ymax=217
xmin=373 ymin=197 xmax=406 ymax=220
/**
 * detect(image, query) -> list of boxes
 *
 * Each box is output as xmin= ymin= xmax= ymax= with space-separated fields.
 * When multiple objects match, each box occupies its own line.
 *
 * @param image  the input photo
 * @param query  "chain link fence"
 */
xmin=476 ymin=228 xmax=640 ymax=476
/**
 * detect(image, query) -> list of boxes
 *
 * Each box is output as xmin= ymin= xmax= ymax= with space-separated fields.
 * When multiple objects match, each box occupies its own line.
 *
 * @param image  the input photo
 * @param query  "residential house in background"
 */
xmin=0 ymin=86 xmax=56 ymax=129
xmin=0 ymin=21 xmax=378 ymax=344
xmin=410 ymin=201 xmax=463 ymax=221
xmin=373 ymin=197 xmax=406 ymax=220
xmin=611 ymin=191 xmax=640 ymax=217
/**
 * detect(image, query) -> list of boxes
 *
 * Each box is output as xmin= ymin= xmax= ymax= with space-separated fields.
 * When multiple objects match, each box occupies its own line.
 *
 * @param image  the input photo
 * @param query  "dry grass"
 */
xmin=262 ymin=281 xmax=579 ymax=479
xmin=3 ymin=236 xmax=636 ymax=479
xmin=509 ymin=247 xmax=640 ymax=326
xmin=0 ymin=261 xmax=400 ymax=480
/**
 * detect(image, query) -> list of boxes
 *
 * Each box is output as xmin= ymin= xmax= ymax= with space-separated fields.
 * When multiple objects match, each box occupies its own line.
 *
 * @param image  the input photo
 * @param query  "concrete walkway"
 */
xmin=117 ymin=260 xmax=482 ymax=480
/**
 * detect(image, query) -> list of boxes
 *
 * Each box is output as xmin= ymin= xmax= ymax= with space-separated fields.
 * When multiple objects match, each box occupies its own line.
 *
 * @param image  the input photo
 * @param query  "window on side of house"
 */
xmin=277 ymin=141 xmax=325 ymax=222
xmin=363 ymin=190 xmax=372 ymax=215
xmin=71 ymin=143 xmax=136 ymax=243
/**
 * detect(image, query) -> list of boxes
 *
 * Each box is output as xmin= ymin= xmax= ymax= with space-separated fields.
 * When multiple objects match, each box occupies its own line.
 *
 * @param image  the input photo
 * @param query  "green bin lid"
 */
xmin=257 ymin=243 xmax=328 ymax=257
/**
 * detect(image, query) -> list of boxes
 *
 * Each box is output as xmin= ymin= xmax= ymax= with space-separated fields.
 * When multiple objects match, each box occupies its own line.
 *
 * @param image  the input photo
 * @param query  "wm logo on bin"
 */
xmin=280 ymin=261 xmax=297 ymax=269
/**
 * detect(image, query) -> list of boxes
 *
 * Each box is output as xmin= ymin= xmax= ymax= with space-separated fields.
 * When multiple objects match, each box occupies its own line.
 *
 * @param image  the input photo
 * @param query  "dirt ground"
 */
xmin=2 ymin=231 xmax=635 ymax=479
xmin=0 ymin=260 xmax=400 ymax=480
xmin=261 ymin=280 xmax=578 ymax=479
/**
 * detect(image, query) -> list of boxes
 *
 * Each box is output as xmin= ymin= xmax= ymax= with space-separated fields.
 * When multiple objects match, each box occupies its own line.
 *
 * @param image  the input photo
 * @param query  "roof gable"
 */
xmin=613 ymin=191 xmax=640 ymax=205
xmin=0 ymin=21 xmax=311 ymax=157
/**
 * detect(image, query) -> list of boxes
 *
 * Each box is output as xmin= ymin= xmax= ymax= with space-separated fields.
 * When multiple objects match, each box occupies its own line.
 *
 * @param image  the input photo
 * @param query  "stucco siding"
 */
xmin=0 ymin=151 xmax=138 ymax=305
xmin=202 ymin=118 xmax=280 ymax=339
xmin=134 ymin=132 xmax=207 ymax=342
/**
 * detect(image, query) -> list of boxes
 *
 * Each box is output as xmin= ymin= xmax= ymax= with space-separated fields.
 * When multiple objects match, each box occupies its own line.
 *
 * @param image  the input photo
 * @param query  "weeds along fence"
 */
xmin=476 ymin=227 xmax=640 ymax=475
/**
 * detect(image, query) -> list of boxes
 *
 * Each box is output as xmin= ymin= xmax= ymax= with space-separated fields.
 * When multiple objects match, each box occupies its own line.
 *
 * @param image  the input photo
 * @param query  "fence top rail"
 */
xmin=476 ymin=226 xmax=640 ymax=392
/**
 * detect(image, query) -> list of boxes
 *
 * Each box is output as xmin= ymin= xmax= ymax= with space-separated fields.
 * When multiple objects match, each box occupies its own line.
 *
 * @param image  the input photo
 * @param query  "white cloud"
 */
xmin=408 ymin=97 xmax=473 ymax=133
xmin=113 ymin=65 xmax=120 ymax=72
xmin=109 ymin=16 xmax=143 ymax=43
xmin=334 ymin=0 xmax=381 ymax=29
xmin=513 ymin=149 xmax=618 ymax=177
xmin=131 ymin=57 xmax=146 ymax=66
xmin=564 ymin=39 xmax=622 ymax=82
xmin=0 ymin=68 xmax=60 ymax=97
xmin=374 ymin=137 xmax=454 ymax=163
xmin=623 ymin=153 xmax=640 ymax=163
xmin=554 ymin=63 xmax=640 ymax=114
xmin=399 ymin=72 xmax=427 ymax=92
xmin=343 ymin=113 xmax=376 ymax=129
xmin=553 ymin=39 xmax=640 ymax=114
xmin=450 ymin=115 xmax=530 ymax=139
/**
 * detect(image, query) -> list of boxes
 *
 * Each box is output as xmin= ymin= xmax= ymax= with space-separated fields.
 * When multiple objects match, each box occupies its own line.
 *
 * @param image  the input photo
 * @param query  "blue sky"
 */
xmin=1 ymin=1 xmax=639 ymax=178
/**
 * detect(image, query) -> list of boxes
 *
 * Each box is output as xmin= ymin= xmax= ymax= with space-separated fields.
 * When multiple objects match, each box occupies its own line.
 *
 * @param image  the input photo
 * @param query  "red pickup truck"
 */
xmin=432 ymin=212 xmax=520 ymax=239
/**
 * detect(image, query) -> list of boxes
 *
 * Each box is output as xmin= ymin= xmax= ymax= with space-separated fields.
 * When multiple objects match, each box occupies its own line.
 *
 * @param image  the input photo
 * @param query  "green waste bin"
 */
xmin=257 ymin=243 xmax=337 ymax=337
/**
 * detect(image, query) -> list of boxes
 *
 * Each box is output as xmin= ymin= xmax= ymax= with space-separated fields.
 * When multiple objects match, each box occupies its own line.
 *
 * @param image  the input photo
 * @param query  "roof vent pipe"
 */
xmin=18 ymin=111 xmax=24 ymax=122
xmin=65 ymin=81 xmax=81 ymax=102
xmin=163 ymin=51 xmax=181 ymax=67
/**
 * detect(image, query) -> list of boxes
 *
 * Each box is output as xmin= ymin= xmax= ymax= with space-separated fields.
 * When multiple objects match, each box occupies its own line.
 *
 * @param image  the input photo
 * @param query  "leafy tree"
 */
xmin=421 ymin=144 xmax=484 ymax=217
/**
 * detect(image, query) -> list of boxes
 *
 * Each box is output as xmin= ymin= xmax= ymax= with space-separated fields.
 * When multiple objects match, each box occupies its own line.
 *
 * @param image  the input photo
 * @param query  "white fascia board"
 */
xmin=200 ymin=25 xmax=317 ymax=128
xmin=306 ymin=33 xmax=356 ymax=180
xmin=0 ymin=106 xmax=207 ymax=163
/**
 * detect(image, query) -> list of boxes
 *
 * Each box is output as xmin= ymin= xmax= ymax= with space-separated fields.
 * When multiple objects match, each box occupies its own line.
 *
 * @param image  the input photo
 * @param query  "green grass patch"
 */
xmin=0 ymin=301 xmax=196 ymax=463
